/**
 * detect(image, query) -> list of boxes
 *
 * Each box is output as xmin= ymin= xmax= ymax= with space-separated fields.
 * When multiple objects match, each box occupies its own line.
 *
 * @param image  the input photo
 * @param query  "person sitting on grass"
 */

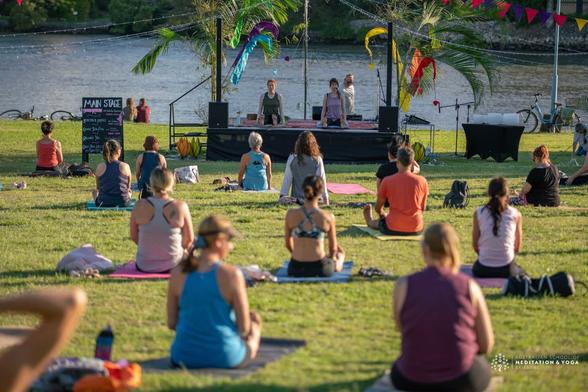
xmin=284 ymin=176 xmax=345 ymax=277
xmin=572 ymin=123 xmax=587 ymax=156
xmin=280 ymin=131 xmax=329 ymax=205
xmin=135 ymin=98 xmax=151 ymax=124
xmin=168 ymin=215 xmax=262 ymax=369
xmin=136 ymin=135 xmax=167 ymax=199
xmin=36 ymin=121 xmax=63 ymax=171
xmin=565 ymin=152 xmax=588 ymax=186
xmin=0 ymin=288 xmax=87 ymax=392
xmin=376 ymin=135 xmax=420 ymax=192
xmin=131 ymin=167 xmax=194 ymax=273
xmin=93 ymin=139 xmax=132 ymax=207
xmin=238 ymin=132 xmax=272 ymax=191
xmin=513 ymin=145 xmax=560 ymax=207
xmin=364 ymin=146 xmax=428 ymax=236
xmin=473 ymin=178 xmax=526 ymax=279
xmin=391 ymin=223 xmax=494 ymax=392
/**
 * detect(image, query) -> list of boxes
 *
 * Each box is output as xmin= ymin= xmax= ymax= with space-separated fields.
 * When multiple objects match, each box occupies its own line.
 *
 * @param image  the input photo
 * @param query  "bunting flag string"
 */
xmin=539 ymin=10 xmax=552 ymax=24
xmin=511 ymin=4 xmax=524 ymax=22
xmin=497 ymin=2 xmax=511 ymax=19
xmin=553 ymin=13 xmax=568 ymax=27
xmin=577 ymin=18 xmax=588 ymax=31
xmin=525 ymin=8 xmax=538 ymax=24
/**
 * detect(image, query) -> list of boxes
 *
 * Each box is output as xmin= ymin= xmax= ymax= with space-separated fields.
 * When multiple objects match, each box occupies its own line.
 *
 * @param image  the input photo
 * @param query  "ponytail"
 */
xmin=485 ymin=177 xmax=509 ymax=236
xmin=302 ymin=175 xmax=324 ymax=201
xmin=102 ymin=139 xmax=121 ymax=163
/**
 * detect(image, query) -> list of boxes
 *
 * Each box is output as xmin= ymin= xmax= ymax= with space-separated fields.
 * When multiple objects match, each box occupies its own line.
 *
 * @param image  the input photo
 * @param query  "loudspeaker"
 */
xmin=312 ymin=106 xmax=322 ymax=121
xmin=378 ymin=106 xmax=399 ymax=132
xmin=208 ymin=102 xmax=228 ymax=128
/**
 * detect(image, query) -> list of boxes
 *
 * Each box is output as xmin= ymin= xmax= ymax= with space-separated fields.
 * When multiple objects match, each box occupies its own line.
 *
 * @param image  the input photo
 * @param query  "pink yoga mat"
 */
xmin=327 ymin=183 xmax=375 ymax=195
xmin=460 ymin=265 xmax=506 ymax=289
xmin=109 ymin=261 xmax=171 ymax=279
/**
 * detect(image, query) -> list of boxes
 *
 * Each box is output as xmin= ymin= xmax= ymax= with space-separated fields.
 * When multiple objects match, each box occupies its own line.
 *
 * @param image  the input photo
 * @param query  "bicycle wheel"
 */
xmin=517 ymin=109 xmax=538 ymax=133
xmin=50 ymin=110 xmax=75 ymax=121
xmin=0 ymin=109 xmax=22 ymax=119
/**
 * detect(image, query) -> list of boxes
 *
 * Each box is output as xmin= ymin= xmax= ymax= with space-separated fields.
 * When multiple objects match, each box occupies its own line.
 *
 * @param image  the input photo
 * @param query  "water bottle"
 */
xmin=235 ymin=112 xmax=241 ymax=126
xmin=94 ymin=325 xmax=114 ymax=361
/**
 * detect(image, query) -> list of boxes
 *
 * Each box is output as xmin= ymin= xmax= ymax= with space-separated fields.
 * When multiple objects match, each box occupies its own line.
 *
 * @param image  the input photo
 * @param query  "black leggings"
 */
xmin=473 ymin=260 xmax=526 ymax=278
xmin=391 ymin=355 xmax=491 ymax=392
xmin=288 ymin=258 xmax=330 ymax=277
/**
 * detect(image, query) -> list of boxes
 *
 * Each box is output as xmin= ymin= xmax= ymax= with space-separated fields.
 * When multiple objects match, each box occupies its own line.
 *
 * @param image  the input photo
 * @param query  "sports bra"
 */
xmin=292 ymin=206 xmax=327 ymax=239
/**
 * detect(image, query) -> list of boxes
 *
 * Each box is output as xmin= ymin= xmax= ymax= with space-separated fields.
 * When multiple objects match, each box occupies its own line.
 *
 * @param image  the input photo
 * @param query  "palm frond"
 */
xmin=132 ymin=28 xmax=187 ymax=74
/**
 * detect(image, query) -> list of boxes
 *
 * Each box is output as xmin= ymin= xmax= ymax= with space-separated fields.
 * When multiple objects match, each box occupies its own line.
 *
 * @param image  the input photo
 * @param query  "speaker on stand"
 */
xmin=208 ymin=102 xmax=228 ymax=128
xmin=378 ymin=106 xmax=399 ymax=133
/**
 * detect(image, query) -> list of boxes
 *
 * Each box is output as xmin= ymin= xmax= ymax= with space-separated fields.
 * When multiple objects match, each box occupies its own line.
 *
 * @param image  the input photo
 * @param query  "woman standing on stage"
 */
xmin=320 ymin=78 xmax=346 ymax=128
xmin=257 ymin=79 xmax=284 ymax=126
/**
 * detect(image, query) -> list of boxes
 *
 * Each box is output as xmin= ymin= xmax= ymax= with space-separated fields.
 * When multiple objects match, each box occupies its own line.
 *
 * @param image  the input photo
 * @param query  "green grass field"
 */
xmin=0 ymin=120 xmax=587 ymax=391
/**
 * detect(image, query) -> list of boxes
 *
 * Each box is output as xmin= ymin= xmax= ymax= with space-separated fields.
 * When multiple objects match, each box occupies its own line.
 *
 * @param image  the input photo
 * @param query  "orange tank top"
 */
xmin=37 ymin=140 xmax=58 ymax=168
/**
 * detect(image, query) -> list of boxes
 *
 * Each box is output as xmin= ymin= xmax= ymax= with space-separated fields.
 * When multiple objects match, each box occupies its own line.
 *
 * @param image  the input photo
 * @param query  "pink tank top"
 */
xmin=37 ymin=140 xmax=58 ymax=168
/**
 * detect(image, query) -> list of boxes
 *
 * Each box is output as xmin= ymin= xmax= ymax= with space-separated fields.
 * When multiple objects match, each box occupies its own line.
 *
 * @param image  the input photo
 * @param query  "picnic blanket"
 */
xmin=275 ymin=261 xmax=353 ymax=283
xmin=351 ymin=225 xmax=423 ymax=241
xmin=108 ymin=261 xmax=171 ymax=279
xmin=365 ymin=370 xmax=503 ymax=392
xmin=327 ymin=183 xmax=374 ymax=195
xmin=460 ymin=264 xmax=507 ymax=289
xmin=139 ymin=337 xmax=305 ymax=379
xmin=86 ymin=200 xmax=136 ymax=211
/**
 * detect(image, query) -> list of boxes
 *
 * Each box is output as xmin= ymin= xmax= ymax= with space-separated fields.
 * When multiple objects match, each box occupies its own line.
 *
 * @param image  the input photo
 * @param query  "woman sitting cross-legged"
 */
xmin=391 ymin=223 xmax=494 ymax=392
xmin=238 ymin=132 xmax=272 ymax=191
xmin=473 ymin=177 xmax=526 ymax=278
xmin=514 ymin=145 xmax=560 ymax=207
xmin=284 ymin=176 xmax=344 ymax=277
xmin=136 ymin=135 xmax=167 ymax=199
xmin=92 ymin=139 xmax=132 ymax=207
xmin=36 ymin=121 xmax=63 ymax=171
xmin=168 ymin=215 xmax=262 ymax=369
xmin=130 ymin=167 xmax=194 ymax=273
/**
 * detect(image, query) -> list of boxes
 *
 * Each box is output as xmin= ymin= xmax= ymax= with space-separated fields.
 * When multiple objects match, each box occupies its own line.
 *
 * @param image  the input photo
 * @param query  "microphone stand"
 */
xmin=437 ymin=99 xmax=475 ymax=156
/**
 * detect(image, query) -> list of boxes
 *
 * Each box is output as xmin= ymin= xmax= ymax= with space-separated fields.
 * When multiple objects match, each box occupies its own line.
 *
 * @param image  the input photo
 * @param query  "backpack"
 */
xmin=503 ymin=272 xmax=585 ymax=298
xmin=30 ymin=357 xmax=108 ymax=391
xmin=68 ymin=163 xmax=94 ymax=177
xmin=443 ymin=180 xmax=469 ymax=208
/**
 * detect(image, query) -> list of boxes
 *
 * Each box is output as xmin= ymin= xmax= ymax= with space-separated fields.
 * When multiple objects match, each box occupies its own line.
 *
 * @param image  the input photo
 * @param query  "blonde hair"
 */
xmin=149 ymin=167 xmax=174 ymax=195
xmin=102 ymin=139 xmax=121 ymax=162
xmin=423 ymin=223 xmax=461 ymax=272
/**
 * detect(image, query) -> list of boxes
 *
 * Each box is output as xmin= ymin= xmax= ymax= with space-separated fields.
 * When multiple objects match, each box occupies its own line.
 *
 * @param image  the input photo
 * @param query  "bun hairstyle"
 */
xmin=423 ymin=223 xmax=461 ymax=271
xmin=295 ymin=131 xmax=321 ymax=162
xmin=143 ymin=135 xmax=159 ymax=151
xmin=387 ymin=134 xmax=406 ymax=158
xmin=532 ymin=145 xmax=550 ymax=163
xmin=397 ymin=146 xmax=415 ymax=167
xmin=329 ymin=78 xmax=340 ymax=98
xmin=41 ymin=121 xmax=54 ymax=135
xmin=102 ymin=139 xmax=121 ymax=162
xmin=485 ymin=177 xmax=508 ymax=236
xmin=181 ymin=215 xmax=237 ymax=273
xmin=149 ymin=167 xmax=174 ymax=195
xmin=302 ymin=175 xmax=324 ymax=201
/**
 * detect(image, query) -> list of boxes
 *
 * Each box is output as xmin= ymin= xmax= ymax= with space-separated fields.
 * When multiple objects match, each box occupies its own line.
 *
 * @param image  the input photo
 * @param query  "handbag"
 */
xmin=503 ymin=272 xmax=585 ymax=298
xmin=174 ymin=165 xmax=200 ymax=184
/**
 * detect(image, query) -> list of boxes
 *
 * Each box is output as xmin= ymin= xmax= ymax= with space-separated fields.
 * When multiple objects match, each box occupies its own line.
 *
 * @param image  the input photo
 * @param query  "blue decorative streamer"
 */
xmin=230 ymin=34 xmax=272 ymax=85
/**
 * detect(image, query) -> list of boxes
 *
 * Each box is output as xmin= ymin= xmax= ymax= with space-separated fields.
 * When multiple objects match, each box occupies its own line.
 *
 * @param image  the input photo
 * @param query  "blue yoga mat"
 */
xmin=275 ymin=261 xmax=353 ymax=283
xmin=86 ymin=200 xmax=136 ymax=211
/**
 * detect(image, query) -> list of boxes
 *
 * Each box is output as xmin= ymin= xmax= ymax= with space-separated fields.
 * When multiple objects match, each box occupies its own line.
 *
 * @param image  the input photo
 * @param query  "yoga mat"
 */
xmin=243 ymin=188 xmax=279 ymax=193
xmin=139 ymin=337 xmax=305 ymax=379
xmin=351 ymin=225 xmax=423 ymax=241
xmin=365 ymin=371 xmax=503 ymax=392
xmin=0 ymin=327 xmax=31 ymax=350
xmin=86 ymin=200 xmax=136 ymax=211
xmin=108 ymin=261 xmax=171 ymax=279
xmin=275 ymin=261 xmax=353 ymax=283
xmin=460 ymin=264 xmax=507 ymax=289
xmin=327 ymin=183 xmax=375 ymax=195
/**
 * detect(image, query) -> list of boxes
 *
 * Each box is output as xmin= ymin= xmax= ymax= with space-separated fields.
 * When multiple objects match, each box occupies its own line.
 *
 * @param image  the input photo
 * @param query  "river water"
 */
xmin=1 ymin=34 xmax=587 ymax=130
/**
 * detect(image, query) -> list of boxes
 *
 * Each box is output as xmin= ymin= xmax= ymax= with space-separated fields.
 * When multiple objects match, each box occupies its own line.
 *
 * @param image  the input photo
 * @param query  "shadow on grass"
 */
xmin=519 ymin=248 xmax=588 ymax=256
xmin=161 ymin=379 xmax=373 ymax=392
xmin=0 ymin=269 xmax=61 ymax=279
xmin=29 ymin=202 xmax=86 ymax=211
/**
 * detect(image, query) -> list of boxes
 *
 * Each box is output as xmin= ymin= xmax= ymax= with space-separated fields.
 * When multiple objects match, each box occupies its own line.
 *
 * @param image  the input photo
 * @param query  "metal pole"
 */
xmin=303 ymin=0 xmax=309 ymax=119
xmin=550 ymin=0 xmax=561 ymax=114
xmin=216 ymin=17 xmax=222 ymax=102
xmin=577 ymin=0 xmax=584 ymax=16
xmin=386 ymin=21 xmax=392 ymax=106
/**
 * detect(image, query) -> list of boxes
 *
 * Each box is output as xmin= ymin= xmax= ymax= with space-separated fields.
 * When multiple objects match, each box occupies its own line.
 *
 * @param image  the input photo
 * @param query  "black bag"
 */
xmin=503 ymin=272 xmax=582 ymax=298
xmin=443 ymin=180 xmax=469 ymax=209
xmin=68 ymin=163 xmax=94 ymax=177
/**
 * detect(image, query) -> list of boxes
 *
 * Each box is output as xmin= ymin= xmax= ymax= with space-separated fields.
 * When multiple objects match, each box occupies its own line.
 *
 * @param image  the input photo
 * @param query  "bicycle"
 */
xmin=517 ymin=93 xmax=581 ymax=133
xmin=0 ymin=106 xmax=37 ymax=120
xmin=50 ymin=110 xmax=82 ymax=121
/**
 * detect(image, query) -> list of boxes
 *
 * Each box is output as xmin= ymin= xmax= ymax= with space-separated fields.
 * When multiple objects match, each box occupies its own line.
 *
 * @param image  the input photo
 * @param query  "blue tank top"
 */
xmin=138 ymin=151 xmax=160 ymax=191
xmin=96 ymin=160 xmax=130 ymax=207
xmin=170 ymin=263 xmax=247 ymax=368
xmin=243 ymin=151 xmax=268 ymax=191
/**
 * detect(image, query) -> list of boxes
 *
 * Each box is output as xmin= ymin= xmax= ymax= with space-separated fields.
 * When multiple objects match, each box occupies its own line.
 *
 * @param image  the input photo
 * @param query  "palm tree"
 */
xmin=132 ymin=0 xmax=300 ymax=100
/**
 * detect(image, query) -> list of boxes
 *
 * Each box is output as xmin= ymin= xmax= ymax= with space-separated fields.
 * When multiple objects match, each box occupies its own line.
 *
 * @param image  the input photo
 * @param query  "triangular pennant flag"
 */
xmin=483 ymin=0 xmax=494 ymax=8
xmin=442 ymin=0 xmax=449 ymax=4
xmin=576 ymin=17 xmax=588 ymax=31
xmin=512 ymin=4 xmax=524 ymax=21
xmin=497 ymin=2 xmax=511 ymax=19
xmin=472 ymin=0 xmax=483 ymax=8
xmin=17 ymin=0 xmax=23 ymax=4
xmin=553 ymin=13 xmax=568 ymax=27
xmin=525 ymin=8 xmax=538 ymax=24
xmin=539 ymin=10 xmax=552 ymax=24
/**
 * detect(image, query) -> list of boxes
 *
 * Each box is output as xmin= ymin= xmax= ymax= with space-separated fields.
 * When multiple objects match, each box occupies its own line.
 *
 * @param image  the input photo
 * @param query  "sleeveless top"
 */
xmin=37 ymin=140 xmax=58 ymax=168
xmin=292 ymin=206 xmax=326 ymax=239
xmin=262 ymin=93 xmax=280 ymax=116
xmin=289 ymin=155 xmax=319 ymax=200
xmin=136 ymin=197 xmax=183 ymax=272
xmin=96 ymin=160 xmax=130 ymax=207
xmin=138 ymin=151 xmax=160 ymax=192
xmin=476 ymin=205 xmax=520 ymax=267
xmin=326 ymin=93 xmax=342 ymax=120
xmin=243 ymin=151 xmax=268 ymax=191
xmin=171 ymin=263 xmax=247 ymax=368
xmin=397 ymin=266 xmax=478 ymax=383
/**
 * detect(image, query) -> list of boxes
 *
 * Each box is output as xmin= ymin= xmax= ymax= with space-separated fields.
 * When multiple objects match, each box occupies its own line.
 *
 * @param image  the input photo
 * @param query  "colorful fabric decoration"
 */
xmin=364 ymin=27 xmax=388 ymax=70
xmin=511 ymin=4 xmax=524 ymax=21
xmin=525 ymin=7 xmax=538 ymax=24
xmin=231 ymin=21 xmax=279 ymax=68
xmin=471 ymin=0 xmax=483 ymax=8
xmin=553 ymin=13 xmax=568 ymax=27
xmin=230 ymin=34 xmax=272 ymax=85
xmin=17 ymin=0 xmax=23 ymax=4
xmin=483 ymin=0 xmax=494 ymax=8
xmin=576 ymin=18 xmax=588 ymax=31
xmin=539 ymin=10 xmax=552 ymax=24
xmin=497 ymin=2 xmax=511 ymax=19
xmin=410 ymin=57 xmax=437 ymax=95
xmin=229 ymin=0 xmax=274 ymax=48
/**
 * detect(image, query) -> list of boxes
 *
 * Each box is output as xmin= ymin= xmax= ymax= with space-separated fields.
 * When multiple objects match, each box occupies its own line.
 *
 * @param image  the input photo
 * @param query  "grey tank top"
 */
xmin=136 ymin=197 xmax=183 ymax=272
xmin=290 ymin=154 xmax=319 ymax=200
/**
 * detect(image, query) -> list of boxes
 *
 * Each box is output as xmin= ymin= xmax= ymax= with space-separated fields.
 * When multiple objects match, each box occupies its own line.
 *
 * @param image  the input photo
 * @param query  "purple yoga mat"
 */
xmin=327 ymin=183 xmax=375 ymax=195
xmin=109 ymin=261 xmax=171 ymax=279
xmin=460 ymin=265 xmax=506 ymax=289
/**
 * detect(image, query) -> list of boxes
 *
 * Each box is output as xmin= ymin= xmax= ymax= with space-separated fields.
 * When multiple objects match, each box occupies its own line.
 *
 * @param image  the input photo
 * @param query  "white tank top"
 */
xmin=476 ymin=205 xmax=520 ymax=267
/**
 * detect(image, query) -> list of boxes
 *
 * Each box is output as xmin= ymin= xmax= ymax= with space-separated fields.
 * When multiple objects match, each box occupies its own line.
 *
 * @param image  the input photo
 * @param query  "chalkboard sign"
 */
xmin=82 ymin=97 xmax=124 ymax=162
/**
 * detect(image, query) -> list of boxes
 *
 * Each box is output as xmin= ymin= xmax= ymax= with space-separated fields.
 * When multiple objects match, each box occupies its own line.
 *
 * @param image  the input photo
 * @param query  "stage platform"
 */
xmin=206 ymin=125 xmax=398 ymax=163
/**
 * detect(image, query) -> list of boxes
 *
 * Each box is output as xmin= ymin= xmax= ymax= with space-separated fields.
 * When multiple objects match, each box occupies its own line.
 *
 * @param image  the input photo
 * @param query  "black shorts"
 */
xmin=472 ymin=260 xmax=526 ymax=278
xmin=36 ymin=165 xmax=57 ymax=171
xmin=327 ymin=118 xmax=341 ymax=127
xmin=378 ymin=218 xmax=422 ymax=236
xmin=288 ymin=258 xmax=330 ymax=277
xmin=264 ymin=114 xmax=281 ymax=125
